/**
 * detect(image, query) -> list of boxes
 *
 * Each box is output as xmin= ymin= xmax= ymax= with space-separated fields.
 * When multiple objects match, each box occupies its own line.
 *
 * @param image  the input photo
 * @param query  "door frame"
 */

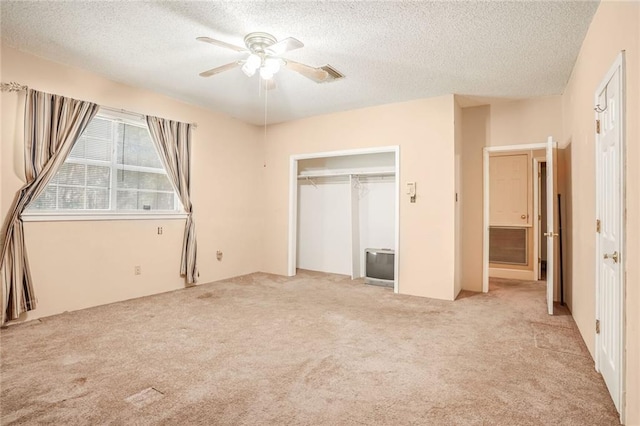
xmin=482 ymin=142 xmax=553 ymax=293
xmin=533 ymin=157 xmax=547 ymax=281
xmin=594 ymin=51 xmax=626 ymax=422
xmin=288 ymin=145 xmax=401 ymax=293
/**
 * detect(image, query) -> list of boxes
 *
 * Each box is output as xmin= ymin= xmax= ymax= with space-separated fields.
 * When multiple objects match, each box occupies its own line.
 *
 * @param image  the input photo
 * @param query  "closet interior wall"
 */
xmin=355 ymin=175 xmax=395 ymax=277
xmin=297 ymin=176 xmax=352 ymax=275
xmin=296 ymin=152 xmax=396 ymax=279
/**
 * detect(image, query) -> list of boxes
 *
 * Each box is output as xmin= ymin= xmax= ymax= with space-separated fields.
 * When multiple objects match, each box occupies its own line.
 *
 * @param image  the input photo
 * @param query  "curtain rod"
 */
xmin=100 ymin=106 xmax=198 ymax=129
xmin=1 ymin=82 xmax=28 ymax=92
xmin=1 ymin=81 xmax=198 ymax=129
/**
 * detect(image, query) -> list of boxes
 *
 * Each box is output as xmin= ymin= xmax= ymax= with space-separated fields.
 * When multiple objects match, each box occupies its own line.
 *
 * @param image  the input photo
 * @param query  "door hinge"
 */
xmin=596 ymin=119 xmax=601 ymax=134
xmin=596 ymin=219 xmax=601 ymax=233
xmin=596 ymin=319 xmax=600 ymax=334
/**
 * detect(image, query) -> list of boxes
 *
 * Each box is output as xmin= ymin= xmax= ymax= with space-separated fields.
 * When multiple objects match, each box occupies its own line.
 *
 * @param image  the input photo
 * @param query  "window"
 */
xmin=26 ymin=111 xmax=183 ymax=218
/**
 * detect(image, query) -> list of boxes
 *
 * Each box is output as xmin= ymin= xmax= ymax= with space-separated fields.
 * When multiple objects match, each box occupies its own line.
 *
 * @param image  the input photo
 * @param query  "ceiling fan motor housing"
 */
xmin=244 ymin=32 xmax=277 ymax=54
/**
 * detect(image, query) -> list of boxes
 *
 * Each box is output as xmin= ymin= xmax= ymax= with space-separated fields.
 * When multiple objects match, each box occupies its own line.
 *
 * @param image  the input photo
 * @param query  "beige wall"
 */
xmin=262 ymin=95 xmax=457 ymax=300
xmin=561 ymin=144 xmax=573 ymax=310
xmin=555 ymin=146 xmax=570 ymax=304
xmin=454 ymin=98 xmax=463 ymax=298
xmin=561 ymin=1 xmax=639 ymax=423
xmin=460 ymin=105 xmax=488 ymax=291
xmin=459 ymin=98 xmax=563 ymax=292
xmin=1 ymin=46 xmax=264 ymax=320
xmin=488 ymin=96 xmax=564 ymax=147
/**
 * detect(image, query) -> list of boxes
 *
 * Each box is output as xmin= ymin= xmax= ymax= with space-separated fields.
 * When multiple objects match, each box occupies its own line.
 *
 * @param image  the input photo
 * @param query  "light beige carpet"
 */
xmin=0 ymin=271 xmax=619 ymax=425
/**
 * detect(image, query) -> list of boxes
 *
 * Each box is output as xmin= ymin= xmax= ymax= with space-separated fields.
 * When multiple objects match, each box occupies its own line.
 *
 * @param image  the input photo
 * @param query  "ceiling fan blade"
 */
xmin=196 ymin=36 xmax=247 ymax=53
xmin=199 ymin=61 xmax=240 ymax=77
xmin=284 ymin=60 xmax=329 ymax=83
xmin=266 ymin=37 xmax=304 ymax=55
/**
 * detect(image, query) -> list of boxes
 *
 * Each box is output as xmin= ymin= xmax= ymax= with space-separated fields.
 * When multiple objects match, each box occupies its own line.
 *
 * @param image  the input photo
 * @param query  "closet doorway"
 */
xmin=288 ymin=146 xmax=400 ymax=293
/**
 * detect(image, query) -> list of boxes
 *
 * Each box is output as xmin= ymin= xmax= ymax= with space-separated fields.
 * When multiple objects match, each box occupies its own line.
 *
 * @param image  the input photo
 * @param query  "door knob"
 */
xmin=521 ymin=214 xmax=527 ymax=219
xmin=604 ymin=251 xmax=619 ymax=263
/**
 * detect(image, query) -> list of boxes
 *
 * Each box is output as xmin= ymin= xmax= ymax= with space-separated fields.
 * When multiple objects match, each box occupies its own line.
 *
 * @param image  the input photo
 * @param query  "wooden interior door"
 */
xmin=489 ymin=154 xmax=529 ymax=226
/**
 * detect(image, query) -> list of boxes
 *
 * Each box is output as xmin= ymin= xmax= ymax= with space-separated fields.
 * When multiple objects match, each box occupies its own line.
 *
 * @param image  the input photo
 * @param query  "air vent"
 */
xmin=489 ymin=227 xmax=527 ymax=265
xmin=319 ymin=65 xmax=345 ymax=82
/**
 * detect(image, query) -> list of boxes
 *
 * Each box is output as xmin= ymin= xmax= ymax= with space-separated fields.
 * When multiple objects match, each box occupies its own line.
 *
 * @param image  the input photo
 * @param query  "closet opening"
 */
xmin=288 ymin=146 xmax=400 ymax=293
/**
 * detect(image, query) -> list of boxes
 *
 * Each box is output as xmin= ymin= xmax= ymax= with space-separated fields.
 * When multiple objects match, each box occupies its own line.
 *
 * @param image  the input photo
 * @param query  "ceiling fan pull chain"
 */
xmin=263 ymin=82 xmax=268 ymax=143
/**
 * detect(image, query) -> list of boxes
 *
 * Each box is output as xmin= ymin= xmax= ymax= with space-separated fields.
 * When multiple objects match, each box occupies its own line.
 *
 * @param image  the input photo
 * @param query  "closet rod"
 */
xmin=305 ymin=176 xmax=318 ymax=188
xmin=297 ymin=171 xmax=395 ymax=179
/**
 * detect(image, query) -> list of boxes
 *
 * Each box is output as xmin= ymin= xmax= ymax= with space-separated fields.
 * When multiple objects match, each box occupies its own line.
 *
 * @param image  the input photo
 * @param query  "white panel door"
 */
xmin=595 ymin=56 xmax=624 ymax=413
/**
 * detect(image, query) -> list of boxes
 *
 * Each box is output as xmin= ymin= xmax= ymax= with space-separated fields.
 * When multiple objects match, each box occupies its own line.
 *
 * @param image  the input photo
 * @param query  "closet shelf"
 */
xmin=297 ymin=169 xmax=395 ymax=179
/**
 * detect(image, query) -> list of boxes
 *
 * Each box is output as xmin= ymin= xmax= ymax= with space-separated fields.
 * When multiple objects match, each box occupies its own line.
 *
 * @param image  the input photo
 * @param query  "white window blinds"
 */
xmin=28 ymin=112 xmax=180 ymax=213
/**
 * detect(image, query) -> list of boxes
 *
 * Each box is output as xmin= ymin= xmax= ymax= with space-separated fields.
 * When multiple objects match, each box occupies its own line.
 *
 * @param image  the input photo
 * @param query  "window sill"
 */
xmin=21 ymin=212 xmax=188 ymax=222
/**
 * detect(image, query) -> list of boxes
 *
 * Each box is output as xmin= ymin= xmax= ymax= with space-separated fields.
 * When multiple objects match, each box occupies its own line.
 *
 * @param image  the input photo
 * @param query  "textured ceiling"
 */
xmin=1 ymin=1 xmax=599 ymax=125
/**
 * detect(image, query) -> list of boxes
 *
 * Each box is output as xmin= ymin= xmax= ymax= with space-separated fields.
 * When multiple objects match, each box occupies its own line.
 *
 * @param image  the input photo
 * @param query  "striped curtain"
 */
xmin=145 ymin=116 xmax=198 ymax=284
xmin=0 ymin=89 xmax=99 ymax=324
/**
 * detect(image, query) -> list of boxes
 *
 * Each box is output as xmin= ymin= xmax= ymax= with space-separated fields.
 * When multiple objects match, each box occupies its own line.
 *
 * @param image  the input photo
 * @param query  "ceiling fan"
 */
xmin=196 ymin=32 xmax=343 ymax=87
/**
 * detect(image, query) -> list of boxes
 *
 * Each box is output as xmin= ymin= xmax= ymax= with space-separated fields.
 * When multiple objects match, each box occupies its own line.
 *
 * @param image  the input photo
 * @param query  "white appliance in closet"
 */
xmin=296 ymin=152 xmax=396 ymax=280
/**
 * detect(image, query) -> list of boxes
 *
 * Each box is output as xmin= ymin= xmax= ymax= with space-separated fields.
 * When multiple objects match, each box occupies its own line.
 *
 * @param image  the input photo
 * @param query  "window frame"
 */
xmin=22 ymin=108 xmax=187 ymax=222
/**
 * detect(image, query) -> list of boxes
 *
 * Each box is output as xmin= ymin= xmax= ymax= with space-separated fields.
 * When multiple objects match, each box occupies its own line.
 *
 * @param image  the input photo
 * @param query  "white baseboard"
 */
xmin=489 ymin=267 xmax=536 ymax=281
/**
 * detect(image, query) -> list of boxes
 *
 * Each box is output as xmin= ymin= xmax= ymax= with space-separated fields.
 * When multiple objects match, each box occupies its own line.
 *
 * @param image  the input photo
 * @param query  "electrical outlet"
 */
xmin=157 ymin=227 xmax=163 ymax=235
xmin=216 ymin=250 xmax=223 ymax=261
xmin=134 ymin=266 xmax=142 ymax=275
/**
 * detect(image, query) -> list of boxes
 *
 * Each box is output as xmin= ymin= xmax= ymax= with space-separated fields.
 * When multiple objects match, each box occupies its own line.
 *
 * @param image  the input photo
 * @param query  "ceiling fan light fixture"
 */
xmin=259 ymin=58 xmax=283 ymax=80
xmin=246 ymin=53 xmax=261 ymax=69
xmin=263 ymin=58 xmax=282 ymax=74
xmin=242 ymin=53 xmax=261 ymax=76
xmin=259 ymin=67 xmax=275 ymax=80
xmin=241 ymin=63 xmax=256 ymax=77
